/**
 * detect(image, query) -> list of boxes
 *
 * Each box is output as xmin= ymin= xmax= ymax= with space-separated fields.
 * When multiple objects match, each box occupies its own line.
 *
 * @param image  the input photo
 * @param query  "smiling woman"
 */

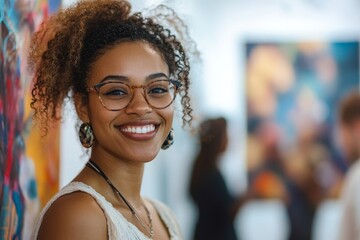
xmin=28 ymin=0 xmax=195 ymax=239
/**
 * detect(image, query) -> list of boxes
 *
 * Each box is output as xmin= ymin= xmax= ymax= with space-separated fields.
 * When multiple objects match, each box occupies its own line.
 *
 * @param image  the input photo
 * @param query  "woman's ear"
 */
xmin=74 ymin=93 xmax=90 ymax=123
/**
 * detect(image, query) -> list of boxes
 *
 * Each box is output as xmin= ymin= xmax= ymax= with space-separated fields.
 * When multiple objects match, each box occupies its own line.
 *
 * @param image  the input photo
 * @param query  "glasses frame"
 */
xmin=87 ymin=79 xmax=182 ymax=111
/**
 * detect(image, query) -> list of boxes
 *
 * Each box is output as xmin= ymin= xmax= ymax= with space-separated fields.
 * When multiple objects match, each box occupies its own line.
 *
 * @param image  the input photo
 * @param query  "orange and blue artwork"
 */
xmin=245 ymin=41 xmax=359 ymax=240
xmin=0 ymin=0 xmax=61 ymax=239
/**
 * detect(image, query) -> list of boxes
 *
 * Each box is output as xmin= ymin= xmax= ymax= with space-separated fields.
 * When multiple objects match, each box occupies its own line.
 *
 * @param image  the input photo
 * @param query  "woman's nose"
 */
xmin=124 ymin=89 xmax=152 ymax=115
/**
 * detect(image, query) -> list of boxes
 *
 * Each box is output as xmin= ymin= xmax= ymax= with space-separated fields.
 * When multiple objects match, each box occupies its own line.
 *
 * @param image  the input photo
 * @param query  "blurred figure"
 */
xmin=247 ymin=119 xmax=288 ymax=200
xmin=337 ymin=91 xmax=360 ymax=240
xmin=189 ymin=117 xmax=246 ymax=240
xmin=247 ymin=117 xmax=329 ymax=240
xmin=282 ymin=131 xmax=325 ymax=240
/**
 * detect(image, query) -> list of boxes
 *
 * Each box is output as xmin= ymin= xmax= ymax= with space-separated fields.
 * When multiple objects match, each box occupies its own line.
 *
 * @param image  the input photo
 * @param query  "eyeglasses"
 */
xmin=87 ymin=79 xmax=181 ymax=111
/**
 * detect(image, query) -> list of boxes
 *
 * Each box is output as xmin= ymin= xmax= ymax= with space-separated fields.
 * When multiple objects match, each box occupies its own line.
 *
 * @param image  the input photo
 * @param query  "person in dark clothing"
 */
xmin=189 ymin=117 xmax=245 ymax=240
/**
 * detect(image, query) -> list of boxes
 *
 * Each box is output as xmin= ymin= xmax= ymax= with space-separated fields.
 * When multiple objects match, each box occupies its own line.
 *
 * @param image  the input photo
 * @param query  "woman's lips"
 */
xmin=118 ymin=124 xmax=158 ymax=140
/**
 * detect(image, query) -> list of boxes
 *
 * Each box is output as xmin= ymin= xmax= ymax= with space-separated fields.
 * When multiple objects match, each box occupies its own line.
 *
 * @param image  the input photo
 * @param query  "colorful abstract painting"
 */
xmin=245 ymin=41 xmax=359 ymax=239
xmin=0 ymin=0 xmax=61 ymax=239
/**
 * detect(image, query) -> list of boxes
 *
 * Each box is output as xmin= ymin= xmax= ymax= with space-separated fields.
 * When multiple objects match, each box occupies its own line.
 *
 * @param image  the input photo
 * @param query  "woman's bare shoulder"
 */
xmin=37 ymin=191 xmax=107 ymax=240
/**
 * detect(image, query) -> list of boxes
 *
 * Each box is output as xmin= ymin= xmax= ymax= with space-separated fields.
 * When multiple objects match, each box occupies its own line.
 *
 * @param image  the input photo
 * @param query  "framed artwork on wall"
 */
xmin=244 ymin=40 xmax=359 ymax=239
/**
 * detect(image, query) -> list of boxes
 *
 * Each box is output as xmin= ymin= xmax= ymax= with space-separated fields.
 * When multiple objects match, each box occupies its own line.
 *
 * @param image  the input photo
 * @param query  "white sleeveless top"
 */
xmin=32 ymin=182 xmax=183 ymax=240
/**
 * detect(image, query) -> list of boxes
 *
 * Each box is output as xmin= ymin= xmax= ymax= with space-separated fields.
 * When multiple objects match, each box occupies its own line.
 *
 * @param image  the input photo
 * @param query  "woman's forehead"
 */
xmin=87 ymin=41 xmax=169 ymax=85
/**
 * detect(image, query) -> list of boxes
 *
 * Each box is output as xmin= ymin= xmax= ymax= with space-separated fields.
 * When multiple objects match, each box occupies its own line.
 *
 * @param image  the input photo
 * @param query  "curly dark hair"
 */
xmin=28 ymin=0 xmax=194 ymax=134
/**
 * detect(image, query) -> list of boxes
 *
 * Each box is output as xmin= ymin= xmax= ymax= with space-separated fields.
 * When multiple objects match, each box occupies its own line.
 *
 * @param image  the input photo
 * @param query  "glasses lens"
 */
xmin=145 ymin=80 xmax=177 ymax=108
xmin=98 ymin=82 xmax=131 ymax=110
xmin=96 ymin=80 xmax=178 ymax=110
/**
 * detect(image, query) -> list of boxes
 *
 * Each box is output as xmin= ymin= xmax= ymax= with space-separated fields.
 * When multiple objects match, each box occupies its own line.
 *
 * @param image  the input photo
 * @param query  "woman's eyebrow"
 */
xmin=145 ymin=72 xmax=169 ymax=81
xmin=99 ymin=72 xmax=169 ymax=83
xmin=100 ymin=75 xmax=129 ymax=83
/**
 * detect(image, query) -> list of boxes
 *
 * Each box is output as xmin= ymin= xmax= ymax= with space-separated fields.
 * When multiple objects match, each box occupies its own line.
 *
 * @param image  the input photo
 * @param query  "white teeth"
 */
xmin=121 ymin=124 xmax=155 ymax=134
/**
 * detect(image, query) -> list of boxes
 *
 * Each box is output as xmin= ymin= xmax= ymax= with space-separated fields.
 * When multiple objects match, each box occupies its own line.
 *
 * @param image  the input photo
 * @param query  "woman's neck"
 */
xmin=80 ymin=146 xmax=145 ymax=207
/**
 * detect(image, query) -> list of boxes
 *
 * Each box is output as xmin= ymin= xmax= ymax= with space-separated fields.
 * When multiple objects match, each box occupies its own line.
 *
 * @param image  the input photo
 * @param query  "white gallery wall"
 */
xmin=60 ymin=0 xmax=360 ymax=239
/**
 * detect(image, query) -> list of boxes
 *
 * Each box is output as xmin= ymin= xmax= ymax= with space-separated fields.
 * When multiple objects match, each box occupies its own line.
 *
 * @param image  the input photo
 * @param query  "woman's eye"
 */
xmin=105 ymin=89 xmax=126 ymax=96
xmin=148 ymin=86 xmax=168 ymax=94
xmin=147 ymin=81 xmax=172 ymax=95
xmin=101 ymin=84 xmax=130 ymax=97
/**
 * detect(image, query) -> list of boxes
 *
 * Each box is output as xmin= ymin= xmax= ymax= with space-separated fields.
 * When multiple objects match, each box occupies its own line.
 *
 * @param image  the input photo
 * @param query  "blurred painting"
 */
xmin=245 ymin=41 xmax=359 ymax=240
xmin=0 ymin=0 xmax=61 ymax=239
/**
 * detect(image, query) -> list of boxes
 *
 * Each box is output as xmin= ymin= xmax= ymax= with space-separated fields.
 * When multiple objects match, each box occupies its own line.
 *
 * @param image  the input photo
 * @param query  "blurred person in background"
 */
xmin=281 ymin=126 xmax=325 ymax=240
xmin=336 ymin=91 xmax=360 ymax=240
xmin=247 ymin=117 xmax=328 ymax=240
xmin=247 ymin=119 xmax=288 ymax=201
xmin=189 ymin=117 xmax=249 ymax=240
